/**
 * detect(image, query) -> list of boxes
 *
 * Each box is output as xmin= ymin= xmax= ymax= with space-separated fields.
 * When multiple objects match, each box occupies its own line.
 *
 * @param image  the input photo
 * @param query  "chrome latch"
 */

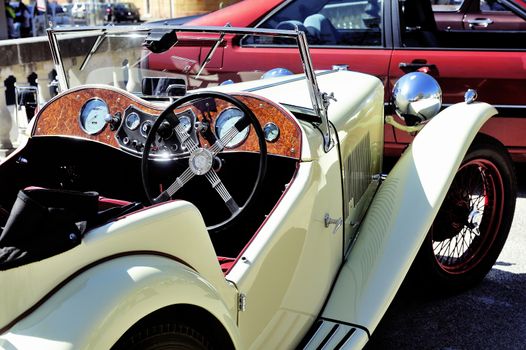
xmin=322 ymin=92 xmax=337 ymax=109
xmin=324 ymin=214 xmax=343 ymax=234
xmin=238 ymin=293 xmax=247 ymax=312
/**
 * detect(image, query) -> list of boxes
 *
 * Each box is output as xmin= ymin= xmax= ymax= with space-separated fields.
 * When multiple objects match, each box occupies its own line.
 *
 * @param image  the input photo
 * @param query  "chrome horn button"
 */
xmin=189 ymin=148 xmax=214 ymax=175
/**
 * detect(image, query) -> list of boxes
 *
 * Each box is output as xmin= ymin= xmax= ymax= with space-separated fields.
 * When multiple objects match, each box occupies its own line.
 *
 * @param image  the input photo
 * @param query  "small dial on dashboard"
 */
xmin=125 ymin=112 xmax=141 ymax=130
xmin=79 ymin=99 xmax=109 ymax=135
xmin=215 ymin=107 xmax=250 ymax=148
xmin=140 ymin=120 xmax=153 ymax=138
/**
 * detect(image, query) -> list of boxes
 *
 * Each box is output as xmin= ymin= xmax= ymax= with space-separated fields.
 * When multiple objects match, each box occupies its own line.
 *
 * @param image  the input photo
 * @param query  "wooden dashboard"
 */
xmin=33 ymin=86 xmax=302 ymax=159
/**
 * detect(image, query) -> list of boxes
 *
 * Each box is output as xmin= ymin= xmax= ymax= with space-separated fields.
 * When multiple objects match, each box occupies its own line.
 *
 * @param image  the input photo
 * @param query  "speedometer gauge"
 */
xmin=215 ymin=107 xmax=249 ymax=148
xmin=79 ymin=99 xmax=109 ymax=135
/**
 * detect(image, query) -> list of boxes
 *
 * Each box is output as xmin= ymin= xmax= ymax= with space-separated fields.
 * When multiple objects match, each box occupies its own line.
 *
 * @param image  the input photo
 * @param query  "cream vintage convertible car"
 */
xmin=0 ymin=26 xmax=516 ymax=349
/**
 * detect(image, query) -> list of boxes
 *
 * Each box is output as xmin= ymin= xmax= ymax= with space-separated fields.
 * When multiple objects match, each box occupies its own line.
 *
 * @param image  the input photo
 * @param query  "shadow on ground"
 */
xmin=365 ymin=268 xmax=526 ymax=349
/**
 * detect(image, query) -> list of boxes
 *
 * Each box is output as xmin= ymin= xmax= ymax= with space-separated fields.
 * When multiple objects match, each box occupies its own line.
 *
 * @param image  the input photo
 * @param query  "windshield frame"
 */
xmin=47 ymin=25 xmax=334 ymax=152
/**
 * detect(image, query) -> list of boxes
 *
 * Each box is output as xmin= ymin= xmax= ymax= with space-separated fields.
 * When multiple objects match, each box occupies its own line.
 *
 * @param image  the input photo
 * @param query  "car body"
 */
xmin=182 ymin=0 xmax=526 ymax=162
xmin=0 ymin=25 xmax=517 ymax=349
xmin=105 ymin=2 xmax=141 ymax=23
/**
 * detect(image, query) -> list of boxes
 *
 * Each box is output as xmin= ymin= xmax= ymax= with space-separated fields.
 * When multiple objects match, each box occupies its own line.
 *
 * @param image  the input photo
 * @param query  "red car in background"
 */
xmin=160 ymin=0 xmax=526 ymax=161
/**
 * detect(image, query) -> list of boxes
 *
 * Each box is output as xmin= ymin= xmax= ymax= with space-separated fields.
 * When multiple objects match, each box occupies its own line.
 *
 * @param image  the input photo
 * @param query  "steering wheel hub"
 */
xmin=189 ymin=148 xmax=214 ymax=175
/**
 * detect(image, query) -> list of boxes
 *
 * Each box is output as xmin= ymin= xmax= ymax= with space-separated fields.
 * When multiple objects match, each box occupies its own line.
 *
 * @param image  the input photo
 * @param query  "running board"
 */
xmin=301 ymin=319 xmax=369 ymax=350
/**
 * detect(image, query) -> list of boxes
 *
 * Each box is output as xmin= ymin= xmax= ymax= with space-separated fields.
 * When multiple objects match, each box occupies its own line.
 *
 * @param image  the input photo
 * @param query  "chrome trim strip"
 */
xmin=303 ymin=320 xmax=358 ymax=350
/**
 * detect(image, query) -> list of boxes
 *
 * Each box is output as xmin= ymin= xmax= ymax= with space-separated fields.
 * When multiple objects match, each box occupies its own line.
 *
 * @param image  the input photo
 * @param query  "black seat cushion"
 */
xmin=0 ymin=188 xmax=142 ymax=270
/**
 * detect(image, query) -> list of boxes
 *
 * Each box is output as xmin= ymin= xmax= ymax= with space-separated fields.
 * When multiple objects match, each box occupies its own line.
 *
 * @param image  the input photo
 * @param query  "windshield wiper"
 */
xmin=194 ymin=24 xmax=230 ymax=80
xmin=79 ymin=30 xmax=107 ymax=71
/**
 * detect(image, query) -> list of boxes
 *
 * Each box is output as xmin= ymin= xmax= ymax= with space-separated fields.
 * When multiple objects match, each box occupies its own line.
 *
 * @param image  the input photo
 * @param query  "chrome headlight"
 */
xmin=392 ymin=72 xmax=442 ymax=126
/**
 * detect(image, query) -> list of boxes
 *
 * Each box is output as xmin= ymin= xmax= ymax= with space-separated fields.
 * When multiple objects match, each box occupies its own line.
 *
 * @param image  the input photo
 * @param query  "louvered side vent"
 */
xmin=303 ymin=320 xmax=357 ymax=350
xmin=344 ymin=133 xmax=372 ymax=217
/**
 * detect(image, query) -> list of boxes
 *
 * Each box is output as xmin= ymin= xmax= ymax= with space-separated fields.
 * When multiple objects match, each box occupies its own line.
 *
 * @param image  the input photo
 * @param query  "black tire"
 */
xmin=409 ymin=135 xmax=517 ymax=294
xmin=114 ymin=323 xmax=210 ymax=350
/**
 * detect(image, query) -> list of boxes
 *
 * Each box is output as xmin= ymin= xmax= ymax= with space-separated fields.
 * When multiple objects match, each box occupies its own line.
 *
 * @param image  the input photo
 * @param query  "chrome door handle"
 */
xmin=468 ymin=18 xmax=493 ymax=28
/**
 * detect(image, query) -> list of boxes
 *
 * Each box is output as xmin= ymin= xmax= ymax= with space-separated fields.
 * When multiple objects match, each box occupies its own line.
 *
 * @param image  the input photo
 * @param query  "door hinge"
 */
xmin=238 ymin=293 xmax=247 ymax=312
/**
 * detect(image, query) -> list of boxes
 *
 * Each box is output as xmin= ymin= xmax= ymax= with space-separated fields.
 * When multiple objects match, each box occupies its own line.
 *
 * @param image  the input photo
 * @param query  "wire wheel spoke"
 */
xmin=432 ymin=158 xmax=504 ymax=274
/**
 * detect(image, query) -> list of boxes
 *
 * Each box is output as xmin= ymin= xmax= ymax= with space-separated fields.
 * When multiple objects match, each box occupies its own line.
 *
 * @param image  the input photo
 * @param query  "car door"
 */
xmin=388 ymin=0 xmax=526 ymax=161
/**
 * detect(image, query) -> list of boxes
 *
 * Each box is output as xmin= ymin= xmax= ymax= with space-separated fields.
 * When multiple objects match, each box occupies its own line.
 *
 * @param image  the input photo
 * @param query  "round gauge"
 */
xmin=79 ymin=99 xmax=109 ymax=135
xmin=179 ymin=115 xmax=192 ymax=133
xmin=215 ymin=108 xmax=249 ymax=148
xmin=263 ymin=122 xmax=280 ymax=143
xmin=125 ymin=112 xmax=141 ymax=130
xmin=140 ymin=120 xmax=153 ymax=138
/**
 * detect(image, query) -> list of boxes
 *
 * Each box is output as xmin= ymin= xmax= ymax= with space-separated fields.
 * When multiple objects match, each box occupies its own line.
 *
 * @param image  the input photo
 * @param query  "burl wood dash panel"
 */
xmin=33 ymin=87 xmax=302 ymax=159
xmin=33 ymin=87 xmax=163 ymax=149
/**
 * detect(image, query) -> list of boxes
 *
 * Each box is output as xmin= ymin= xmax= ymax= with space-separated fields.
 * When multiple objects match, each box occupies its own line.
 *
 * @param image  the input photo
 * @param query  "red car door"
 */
xmin=388 ymin=0 xmax=526 ymax=161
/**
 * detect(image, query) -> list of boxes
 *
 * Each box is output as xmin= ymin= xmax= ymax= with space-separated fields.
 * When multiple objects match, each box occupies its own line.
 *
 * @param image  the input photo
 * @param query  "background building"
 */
xmin=59 ymin=0 xmax=240 ymax=21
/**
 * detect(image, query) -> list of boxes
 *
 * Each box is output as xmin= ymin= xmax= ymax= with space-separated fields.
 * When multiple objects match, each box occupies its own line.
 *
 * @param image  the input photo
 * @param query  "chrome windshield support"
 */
xmin=47 ymin=29 xmax=68 ymax=92
xmin=194 ymin=24 xmax=230 ymax=80
xmin=297 ymin=31 xmax=334 ymax=152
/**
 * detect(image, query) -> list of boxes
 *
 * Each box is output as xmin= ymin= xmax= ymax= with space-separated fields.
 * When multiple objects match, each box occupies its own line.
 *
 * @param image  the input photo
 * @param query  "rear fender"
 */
xmin=0 ymin=255 xmax=240 ymax=350
xmin=320 ymin=102 xmax=497 ymax=334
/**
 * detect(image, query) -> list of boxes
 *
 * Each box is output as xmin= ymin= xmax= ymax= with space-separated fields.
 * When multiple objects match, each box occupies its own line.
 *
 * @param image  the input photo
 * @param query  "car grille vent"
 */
xmin=302 ymin=320 xmax=357 ymax=350
xmin=344 ymin=133 xmax=372 ymax=216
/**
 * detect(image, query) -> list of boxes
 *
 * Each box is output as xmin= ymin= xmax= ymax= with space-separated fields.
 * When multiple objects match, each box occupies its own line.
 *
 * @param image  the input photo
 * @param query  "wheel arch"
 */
xmin=113 ymin=304 xmax=236 ymax=349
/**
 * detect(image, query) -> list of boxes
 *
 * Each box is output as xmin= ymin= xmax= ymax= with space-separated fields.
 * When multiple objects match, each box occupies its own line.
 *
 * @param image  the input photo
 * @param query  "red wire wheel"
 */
xmin=409 ymin=135 xmax=517 ymax=293
xmin=432 ymin=158 xmax=504 ymax=274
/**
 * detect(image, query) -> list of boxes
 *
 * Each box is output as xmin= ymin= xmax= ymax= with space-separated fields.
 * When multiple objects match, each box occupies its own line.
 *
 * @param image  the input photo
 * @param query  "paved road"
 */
xmin=366 ymin=164 xmax=526 ymax=349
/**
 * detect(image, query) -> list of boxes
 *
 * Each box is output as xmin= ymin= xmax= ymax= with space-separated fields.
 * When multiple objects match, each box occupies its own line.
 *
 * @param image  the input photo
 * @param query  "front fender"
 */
xmin=0 ymin=255 xmax=240 ymax=350
xmin=320 ymin=102 xmax=497 ymax=335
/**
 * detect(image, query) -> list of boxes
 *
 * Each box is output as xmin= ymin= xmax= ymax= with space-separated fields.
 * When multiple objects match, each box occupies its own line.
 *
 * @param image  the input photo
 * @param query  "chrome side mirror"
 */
xmin=392 ymin=72 xmax=442 ymax=128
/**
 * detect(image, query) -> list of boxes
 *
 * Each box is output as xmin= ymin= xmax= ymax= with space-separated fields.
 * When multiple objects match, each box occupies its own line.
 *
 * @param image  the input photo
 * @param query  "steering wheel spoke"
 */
xmin=205 ymin=170 xmax=240 ymax=215
xmin=172 ymin=122 xmax=198 ymax=153
xmin=166 ymin=167 xmax=195 ymax=196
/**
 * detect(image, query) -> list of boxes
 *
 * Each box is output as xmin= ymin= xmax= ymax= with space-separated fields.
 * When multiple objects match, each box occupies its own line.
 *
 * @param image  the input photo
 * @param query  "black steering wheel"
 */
xmin=141 ymin=91 xmax=267 ymax=231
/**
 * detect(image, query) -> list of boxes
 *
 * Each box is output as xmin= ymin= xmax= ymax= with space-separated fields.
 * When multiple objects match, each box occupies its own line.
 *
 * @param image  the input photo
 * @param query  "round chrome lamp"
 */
xmin=392 ymin=72 xmax=442 ymax=126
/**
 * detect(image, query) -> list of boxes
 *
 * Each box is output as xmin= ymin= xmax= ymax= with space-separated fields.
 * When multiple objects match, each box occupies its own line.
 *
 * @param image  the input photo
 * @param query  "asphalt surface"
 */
xmin=366 ymin=163 xmax=526 ymax=350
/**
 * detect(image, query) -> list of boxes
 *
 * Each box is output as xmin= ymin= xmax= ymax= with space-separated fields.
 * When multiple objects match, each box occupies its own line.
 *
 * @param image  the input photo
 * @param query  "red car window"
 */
xmin=255 ymin=0 xmax=384 ymax=47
